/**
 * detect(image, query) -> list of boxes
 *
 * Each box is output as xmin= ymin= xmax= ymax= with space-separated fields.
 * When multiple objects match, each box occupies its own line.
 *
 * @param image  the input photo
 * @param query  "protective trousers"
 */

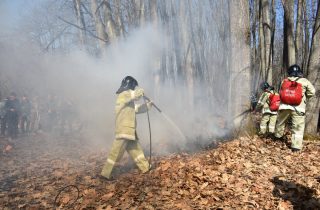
xmin=259 ymin=113 xmax=277 ymax=134
xmin=101 ymin=138 xmax=150 ymax=179
xmin=275 ymin=109 xmax=305 ymax=150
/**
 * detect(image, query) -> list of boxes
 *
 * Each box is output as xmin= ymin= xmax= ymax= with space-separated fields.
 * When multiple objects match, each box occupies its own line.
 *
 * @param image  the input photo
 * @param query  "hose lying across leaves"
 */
xmin=54 ymin=185 xmax=80 ymax=208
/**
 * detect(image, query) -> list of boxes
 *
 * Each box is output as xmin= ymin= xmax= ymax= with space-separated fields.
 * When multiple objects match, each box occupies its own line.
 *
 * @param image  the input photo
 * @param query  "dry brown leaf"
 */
xmin=4 ymin=144 xmax=13 ymax=152
xmin=277 ymin=201 xmax=291 ymax=210
xmin=101 ymin=192 xmax=114 ymax=201
xmin=61 ymin=195 xmax=70 ymax=204
xmin=161 ymin=162 xmax=171 ymax=171
xmin=175 ymin=202 xmax=193 ymax=210
xmin=200 ymin=182 xmax=209 ymax=190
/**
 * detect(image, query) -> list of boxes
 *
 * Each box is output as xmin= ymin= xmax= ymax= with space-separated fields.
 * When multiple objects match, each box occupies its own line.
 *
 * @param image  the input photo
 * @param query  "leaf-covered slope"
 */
xmin=0 ymin=135 xmax=319 ymax=209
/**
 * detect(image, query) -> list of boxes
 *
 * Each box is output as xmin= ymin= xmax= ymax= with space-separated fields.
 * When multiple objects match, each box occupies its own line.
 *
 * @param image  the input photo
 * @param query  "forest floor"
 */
xmin=0 ymin=132 xmax=320 ymax=209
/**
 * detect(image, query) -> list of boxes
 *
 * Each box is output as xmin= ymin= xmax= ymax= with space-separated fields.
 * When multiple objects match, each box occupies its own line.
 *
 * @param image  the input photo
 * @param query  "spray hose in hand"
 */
xmin=143 ymin=96 xmax=162 ymax=113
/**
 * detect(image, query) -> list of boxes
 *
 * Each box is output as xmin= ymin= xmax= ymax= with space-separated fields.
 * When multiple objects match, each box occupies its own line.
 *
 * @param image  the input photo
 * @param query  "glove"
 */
xmin=132 ymin=87 xmax=144 ymax=100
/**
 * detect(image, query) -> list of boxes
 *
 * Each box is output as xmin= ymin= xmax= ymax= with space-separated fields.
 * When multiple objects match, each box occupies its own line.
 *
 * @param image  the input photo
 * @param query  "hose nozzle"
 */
xmin=143 ymin=96 xmax=162 ymax=113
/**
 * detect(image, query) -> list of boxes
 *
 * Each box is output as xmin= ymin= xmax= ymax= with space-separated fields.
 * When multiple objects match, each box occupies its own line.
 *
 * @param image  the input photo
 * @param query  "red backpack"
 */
xmin=269 ymin=93 xmax=280 ymax=111
xmin=280 ymin=79 xmax=303 ymax=106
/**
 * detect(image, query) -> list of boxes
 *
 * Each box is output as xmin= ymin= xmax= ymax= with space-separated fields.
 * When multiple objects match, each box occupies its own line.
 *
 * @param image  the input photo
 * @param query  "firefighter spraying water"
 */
xmin=100 ymin=76 xmax=187 ymax=180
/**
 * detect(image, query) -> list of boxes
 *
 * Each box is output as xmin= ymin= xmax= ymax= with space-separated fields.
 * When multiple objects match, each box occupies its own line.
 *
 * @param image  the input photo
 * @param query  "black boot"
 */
xmin=291 ymin=148 xmax=301 ymax=153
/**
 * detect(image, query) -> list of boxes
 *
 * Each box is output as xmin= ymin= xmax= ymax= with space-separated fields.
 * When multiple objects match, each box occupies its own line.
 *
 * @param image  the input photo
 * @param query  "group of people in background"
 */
xmin=0 ymin=92 xmax=78 ymax=140
xmin=255 ymin=64 xmax=316 ymax=152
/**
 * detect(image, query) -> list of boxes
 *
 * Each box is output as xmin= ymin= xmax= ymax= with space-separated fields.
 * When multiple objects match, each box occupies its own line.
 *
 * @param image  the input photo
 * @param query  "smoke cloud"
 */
xmin=0 ymin=2 xmax=234 ymax=156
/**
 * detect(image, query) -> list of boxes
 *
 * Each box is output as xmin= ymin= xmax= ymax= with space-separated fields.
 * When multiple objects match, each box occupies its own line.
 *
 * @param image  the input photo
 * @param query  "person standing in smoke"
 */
xmin=29 ymin=96 xmax=40 ymax=133
xmin=255 ymin=82 xmax=279 ymax=136
xmin=4 ymin=92 xmax=21 ymax=139
xmin=20 ymin=95 xmax=32 ymax=134
xmin=274 ymin=65 xmax=315 ymax=152
xmin=0 ymin=98 xmax=7 ymax=136
xmin=41 ymin=94 xmax=58 ymax=132
xmin=100 ymin=76 xmax=153 ymax=180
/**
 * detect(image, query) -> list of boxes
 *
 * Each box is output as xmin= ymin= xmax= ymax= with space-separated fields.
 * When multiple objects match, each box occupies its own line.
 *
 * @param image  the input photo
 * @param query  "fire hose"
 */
xmin=143 ymin=96 xmax=162 ymax=170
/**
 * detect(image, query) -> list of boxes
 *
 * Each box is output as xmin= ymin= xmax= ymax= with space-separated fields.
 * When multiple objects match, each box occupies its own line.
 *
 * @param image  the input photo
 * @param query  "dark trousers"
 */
xmin=20 ymin=115 xmax=30 ymax=133
xmin=6 ymin=112 xmax=19 ymax=138
xmin=1 ymin=116 xmax=6 ymax=135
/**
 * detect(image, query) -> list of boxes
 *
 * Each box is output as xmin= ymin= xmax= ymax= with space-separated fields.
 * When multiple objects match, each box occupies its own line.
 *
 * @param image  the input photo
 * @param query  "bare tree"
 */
xmin=103 ymin=0 xmax=118 ymax=43
xmin=259 ymin=0 xmax=272 ymax=84
xmin=229 ymin=0 xmax=251 ymax=126
xmin=306 ymin=0 xmax=320 ymax=134
xmin=282 ymin=0 xmax=296 ymax=69
xmin=73 ymin=0 xmax=87 ymax=46
xmin=295 ymin=0 xmax=304 ymax=67
xmin=90 ymin=0 xmax=108 ymax=49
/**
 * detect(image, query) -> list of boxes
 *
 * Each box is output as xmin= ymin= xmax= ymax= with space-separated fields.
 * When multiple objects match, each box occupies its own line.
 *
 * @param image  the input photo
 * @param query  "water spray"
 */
xmin=143 ymin=95 xmax=187 ymax=170
xmin=143 ymin=95 xmax=187 ymax=141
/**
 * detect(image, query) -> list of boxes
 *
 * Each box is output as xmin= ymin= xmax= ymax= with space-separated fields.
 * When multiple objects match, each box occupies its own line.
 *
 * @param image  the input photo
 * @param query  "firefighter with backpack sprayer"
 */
xmin=255 ymin=82 xmax=280 ymax=137
xmin=274 ymin=64 xmax=315 ymax=152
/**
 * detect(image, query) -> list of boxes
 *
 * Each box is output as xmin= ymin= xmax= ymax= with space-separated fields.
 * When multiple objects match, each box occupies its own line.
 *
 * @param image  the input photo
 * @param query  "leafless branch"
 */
xmin=58 ymin=16 xmax=108 ymax=43
xmin=44 ymin=26 xmax=70 ymax=51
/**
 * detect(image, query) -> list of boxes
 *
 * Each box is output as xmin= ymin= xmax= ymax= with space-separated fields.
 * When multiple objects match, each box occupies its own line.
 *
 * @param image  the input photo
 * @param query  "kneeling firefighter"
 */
xmin=101 ymin=76 xmax=153 ymax=179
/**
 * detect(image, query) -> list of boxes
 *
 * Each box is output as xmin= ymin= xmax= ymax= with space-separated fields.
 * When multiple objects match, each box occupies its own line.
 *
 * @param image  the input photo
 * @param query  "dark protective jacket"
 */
xmin=5 ymin=98 xmax=21 ymax=115
xmin=20 ymin=99 xmax=32 ymax=116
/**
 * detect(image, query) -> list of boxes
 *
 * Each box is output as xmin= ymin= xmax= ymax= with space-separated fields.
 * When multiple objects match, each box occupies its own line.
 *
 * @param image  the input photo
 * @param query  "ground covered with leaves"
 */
xmin=0 ymin=133 xmax=320 ymax=209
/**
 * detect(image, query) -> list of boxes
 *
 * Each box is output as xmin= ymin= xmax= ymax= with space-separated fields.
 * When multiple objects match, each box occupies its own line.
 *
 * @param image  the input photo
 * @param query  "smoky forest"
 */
xmin=0 ymin=0 xmax=320 ymax=209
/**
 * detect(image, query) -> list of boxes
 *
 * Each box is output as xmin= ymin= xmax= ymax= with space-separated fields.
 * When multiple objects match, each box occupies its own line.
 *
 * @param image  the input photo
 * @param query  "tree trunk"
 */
xmin=295 ymin=0 xmax=304 ymax=67
xmin=270 ymin=0 xmax=276 ymax=83
xmin=229 ymin=0 xmax=251 ymax=127
xmin=73 ymin=0 xmax=86 ymax=46
xmin=139 ymin=0 xmax=145 ymax=26
xmin=262 ymin=0 xmax=272 ymax=84
xmin=115 ymin=0 xmax=124 ymax=38
xmin=150 ymin=0 xmax=158 ymax=27
xmin=181 ymin=0 xmax=194 ymax=108
xmin=305 ymin=0 xmax=320 ymax=134
xmin=103 ymin=0 xmax=118 ymax=43
xmin=170 ymin=0 xmax=182 ymax=80
xmin=90 ymin=0 xmax=108 ymax=49
xmin=282 ymin=0 xmax=296 ymax=69
xmin=258 ymin=0 xmax=266 ymax=82
xmin=303 ymin=0 xmax=310 ymax=71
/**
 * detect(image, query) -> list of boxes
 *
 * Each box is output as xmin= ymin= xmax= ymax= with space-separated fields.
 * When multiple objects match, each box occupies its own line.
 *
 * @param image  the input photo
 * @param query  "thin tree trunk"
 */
xmin=115 ymin=0 xmax=124 ymax=38
xmin=138 ymin=0 xmax=145 ymax=26
xmin=150 ymin=0 xmax=158 ymax=27
xmin=303 ymin=0 xmax=310 ymax=71
xmin=90 ymin=0 xmax=108 ymax=49
xmin=259 ymin=0 xmax=266 ymax=81
xmin=103 ymin=0 xmax=118 ymax=43
xmin=73 ymin=0 xmax=86 ymax=46
xmin=270 ymin=0 xmax=276 ymax=83
xmin=262 ymin=0 xmax=272 ymax=84
xmin=295 ymin=0 xmax=304 ymax=67
xmin=170 ymin=0 xmax=182 ymax=80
